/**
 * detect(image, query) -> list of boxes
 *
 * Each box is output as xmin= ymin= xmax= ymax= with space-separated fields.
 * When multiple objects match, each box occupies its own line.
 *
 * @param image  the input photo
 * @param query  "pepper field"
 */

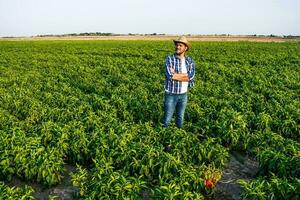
xmin=0 ymin=40 xmax=299 ymax=199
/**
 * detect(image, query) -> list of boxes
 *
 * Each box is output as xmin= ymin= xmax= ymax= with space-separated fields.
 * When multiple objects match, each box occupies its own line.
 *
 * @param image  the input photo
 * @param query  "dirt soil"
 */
xmin=7 ymin=165 xmax=78 ymax=200
xmin=214 ymin=151 xmax=259 ymax=200
xmin=1 ymin=35 xmax=300 ymax=42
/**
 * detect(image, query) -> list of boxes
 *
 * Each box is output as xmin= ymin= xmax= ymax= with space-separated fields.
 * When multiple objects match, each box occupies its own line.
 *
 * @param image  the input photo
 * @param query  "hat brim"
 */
xmin=173 ymin=40 xmax=190 ymax=49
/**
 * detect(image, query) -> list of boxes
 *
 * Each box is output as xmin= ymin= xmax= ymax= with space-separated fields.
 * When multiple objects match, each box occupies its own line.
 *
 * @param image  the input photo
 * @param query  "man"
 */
xmin=163 ymin=36 xmax=195 ymax=128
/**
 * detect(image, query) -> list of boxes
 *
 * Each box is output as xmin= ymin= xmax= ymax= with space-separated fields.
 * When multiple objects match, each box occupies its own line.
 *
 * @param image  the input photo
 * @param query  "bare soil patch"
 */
xmin=214 ymin=151 xmax=259 ymax=200
xmin=6 ymin=165 xmax=78 ymax=200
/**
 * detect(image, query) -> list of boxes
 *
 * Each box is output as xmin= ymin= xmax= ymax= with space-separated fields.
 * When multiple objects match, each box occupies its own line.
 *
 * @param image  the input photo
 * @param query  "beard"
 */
xmin=175 ymin=48 xmax=185 ymax=56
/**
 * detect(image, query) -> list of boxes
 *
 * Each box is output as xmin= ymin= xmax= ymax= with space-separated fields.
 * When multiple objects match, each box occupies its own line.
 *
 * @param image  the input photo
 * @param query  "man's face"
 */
xmin=175 ymin=42 xmax=188 ymax=55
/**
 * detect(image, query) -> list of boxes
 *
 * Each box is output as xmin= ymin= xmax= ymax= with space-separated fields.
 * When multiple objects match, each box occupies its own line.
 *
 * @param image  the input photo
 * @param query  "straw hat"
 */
xmin=173 ymin=36 xmax=191 ymax=50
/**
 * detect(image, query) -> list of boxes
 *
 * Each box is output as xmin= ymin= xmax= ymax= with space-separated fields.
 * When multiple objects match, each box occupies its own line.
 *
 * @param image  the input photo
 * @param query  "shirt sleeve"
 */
xmin=188 ymin=58 xmax=195 ymax=87
xmin=165 ymin=55 xmax=174 ymax=80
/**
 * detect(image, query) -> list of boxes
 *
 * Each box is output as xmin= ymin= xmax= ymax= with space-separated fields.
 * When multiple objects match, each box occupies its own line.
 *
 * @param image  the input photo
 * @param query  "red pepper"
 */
xmin=204 ymin=179 xmax=214 ymax=189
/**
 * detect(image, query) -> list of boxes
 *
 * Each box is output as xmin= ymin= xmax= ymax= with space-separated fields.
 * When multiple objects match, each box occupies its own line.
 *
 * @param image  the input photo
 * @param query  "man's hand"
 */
xmin=170 ymin=67 xmax=175 ymax=74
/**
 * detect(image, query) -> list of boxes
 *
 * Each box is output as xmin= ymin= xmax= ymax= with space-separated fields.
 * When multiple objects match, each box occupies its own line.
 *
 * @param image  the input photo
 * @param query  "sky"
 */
xmin=0 ymin=0 xmax=299 ymax=37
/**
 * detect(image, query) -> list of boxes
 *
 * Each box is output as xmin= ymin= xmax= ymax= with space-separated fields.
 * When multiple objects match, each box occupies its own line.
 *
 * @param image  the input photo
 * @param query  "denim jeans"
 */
xmin=163 ymin=92 xmax=188 ymax=128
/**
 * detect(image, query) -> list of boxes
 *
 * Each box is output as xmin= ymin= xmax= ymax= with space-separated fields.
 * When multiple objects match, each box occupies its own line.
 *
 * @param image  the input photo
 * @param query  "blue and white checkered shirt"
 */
xmin=164 ymin=54 xmax=195 ymax=94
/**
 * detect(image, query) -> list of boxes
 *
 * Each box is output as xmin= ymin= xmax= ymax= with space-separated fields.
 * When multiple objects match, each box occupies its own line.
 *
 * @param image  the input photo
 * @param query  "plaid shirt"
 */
xmin=164 ymin=54 xmax=195 ymax=94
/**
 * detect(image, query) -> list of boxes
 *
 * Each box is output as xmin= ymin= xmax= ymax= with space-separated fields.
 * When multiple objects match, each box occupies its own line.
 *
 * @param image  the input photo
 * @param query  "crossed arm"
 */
xmin=170 ymin=68 xmax=189 ymax=82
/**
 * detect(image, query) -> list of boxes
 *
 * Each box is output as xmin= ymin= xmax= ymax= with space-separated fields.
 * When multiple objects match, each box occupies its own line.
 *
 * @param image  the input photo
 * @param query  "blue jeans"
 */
xmin=163 ymin=92 xmax=188 ymax=128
